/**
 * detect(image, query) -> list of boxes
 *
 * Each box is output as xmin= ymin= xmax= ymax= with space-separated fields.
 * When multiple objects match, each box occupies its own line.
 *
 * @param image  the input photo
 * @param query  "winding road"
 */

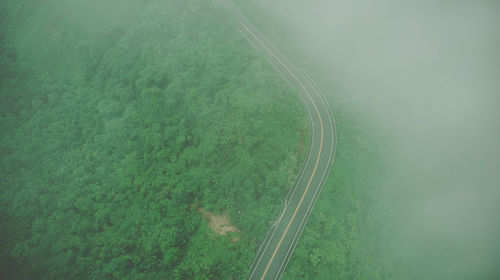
xmin=223 ymin=1 xmax=337 ymax=279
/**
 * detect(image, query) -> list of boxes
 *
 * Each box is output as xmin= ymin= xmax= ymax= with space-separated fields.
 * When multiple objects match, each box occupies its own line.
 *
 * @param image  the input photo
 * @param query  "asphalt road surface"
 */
xmin=222 ymin=1 xmax=337 ymax=279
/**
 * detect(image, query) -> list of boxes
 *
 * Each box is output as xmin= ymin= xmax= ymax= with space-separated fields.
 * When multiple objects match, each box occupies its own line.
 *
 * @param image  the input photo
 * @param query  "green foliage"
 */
xmin=0 ymin=0 xmax=307 ymax=279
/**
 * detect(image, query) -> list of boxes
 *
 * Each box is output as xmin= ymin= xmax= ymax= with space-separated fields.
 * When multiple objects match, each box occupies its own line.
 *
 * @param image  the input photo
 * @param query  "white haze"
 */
xmin=250 ymin=0 xmax=500 ymax=278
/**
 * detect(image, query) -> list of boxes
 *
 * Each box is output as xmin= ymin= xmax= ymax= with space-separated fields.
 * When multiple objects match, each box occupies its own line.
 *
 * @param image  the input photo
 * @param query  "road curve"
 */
xmin=222 ymin=1 xmax=337 ymax=279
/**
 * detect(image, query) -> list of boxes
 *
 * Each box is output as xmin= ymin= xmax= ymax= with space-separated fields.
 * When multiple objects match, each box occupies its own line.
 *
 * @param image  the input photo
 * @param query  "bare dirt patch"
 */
xmin=198 ymin=208 xmax=240 ymax=239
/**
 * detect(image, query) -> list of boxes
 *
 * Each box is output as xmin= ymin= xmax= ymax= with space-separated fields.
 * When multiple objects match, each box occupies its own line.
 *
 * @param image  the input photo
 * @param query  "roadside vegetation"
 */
xmin=0 ymin=0 xmax=307 ymax=279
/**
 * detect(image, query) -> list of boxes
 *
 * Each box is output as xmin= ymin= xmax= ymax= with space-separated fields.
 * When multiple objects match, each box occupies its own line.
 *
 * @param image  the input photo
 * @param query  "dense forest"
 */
xmin=0 ymin=0 xmax=308 ymax=279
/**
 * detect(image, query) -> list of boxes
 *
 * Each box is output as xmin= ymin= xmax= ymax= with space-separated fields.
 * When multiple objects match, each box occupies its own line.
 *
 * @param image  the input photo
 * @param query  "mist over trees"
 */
xmin=236 ymin=0 xmax=500 ymax=279
xmin=1 ymin=0 xmax=306 ymax=278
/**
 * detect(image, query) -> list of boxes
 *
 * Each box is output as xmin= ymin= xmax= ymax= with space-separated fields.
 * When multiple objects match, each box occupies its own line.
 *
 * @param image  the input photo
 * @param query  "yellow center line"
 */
xmin=236 ymin=18 xmax=325 ymax=280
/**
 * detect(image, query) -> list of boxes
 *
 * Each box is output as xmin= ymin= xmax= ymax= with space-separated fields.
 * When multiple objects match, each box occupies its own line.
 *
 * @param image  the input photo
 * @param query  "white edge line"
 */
xmin=275 ymin=71 xmax=337 ymax=279
xmin=224 ymin=1 xmax=337 ymax=279
xmin=239 ymin=11 xmax=318 ymax=280
xmin=248 ymin=95 xmax=315 ymax=279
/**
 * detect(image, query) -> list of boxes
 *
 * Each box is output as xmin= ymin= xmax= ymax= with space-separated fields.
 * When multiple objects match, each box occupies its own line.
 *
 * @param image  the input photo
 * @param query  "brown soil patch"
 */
xmin=198 ymin=208 xmax=240 ymax=238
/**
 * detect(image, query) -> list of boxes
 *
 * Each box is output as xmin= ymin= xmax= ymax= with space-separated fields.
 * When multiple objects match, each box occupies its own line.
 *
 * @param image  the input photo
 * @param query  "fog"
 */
xmin=250 ymin=0 xmax=500 ymax=278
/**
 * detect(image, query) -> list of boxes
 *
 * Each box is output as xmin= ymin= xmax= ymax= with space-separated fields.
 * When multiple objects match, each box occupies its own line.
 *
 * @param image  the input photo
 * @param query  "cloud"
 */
xmin=251 ymin=0 xmax=500 ymax=278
